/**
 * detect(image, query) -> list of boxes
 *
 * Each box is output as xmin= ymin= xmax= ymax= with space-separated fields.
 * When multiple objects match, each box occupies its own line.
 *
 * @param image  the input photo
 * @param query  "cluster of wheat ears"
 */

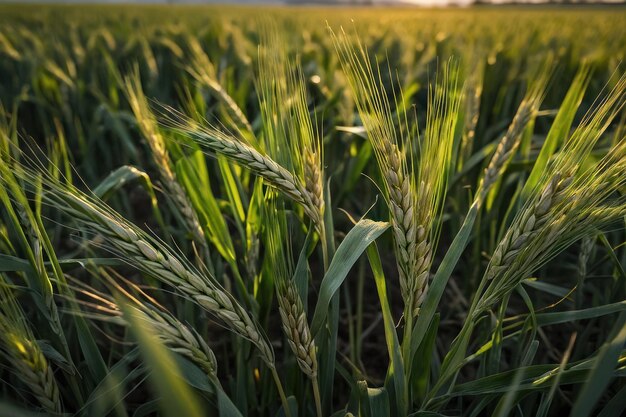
xmin=0 ymin=24 xmax=625 ymax=417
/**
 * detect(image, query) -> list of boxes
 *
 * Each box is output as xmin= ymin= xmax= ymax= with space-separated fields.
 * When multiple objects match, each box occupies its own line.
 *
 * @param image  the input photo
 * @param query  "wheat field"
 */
xmin=0 ymin=5 xmax=625 ymax=417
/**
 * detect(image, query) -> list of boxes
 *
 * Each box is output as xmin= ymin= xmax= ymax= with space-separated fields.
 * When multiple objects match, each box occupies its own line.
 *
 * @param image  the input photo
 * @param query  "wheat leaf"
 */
xmin=310 ymin=219 xmax=389 ymax=336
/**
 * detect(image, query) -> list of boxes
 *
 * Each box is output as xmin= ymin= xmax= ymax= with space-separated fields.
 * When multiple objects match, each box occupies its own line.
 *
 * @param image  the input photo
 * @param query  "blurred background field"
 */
xmin=1 ymin=5 xmax=624 ymax=180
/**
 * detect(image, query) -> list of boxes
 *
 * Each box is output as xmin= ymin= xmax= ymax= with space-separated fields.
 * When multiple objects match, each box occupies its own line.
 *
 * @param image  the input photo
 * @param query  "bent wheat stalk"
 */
xmin=11 ymin=163 xmax=297 ymax=417
xmin=479 ymin=74 xmax=626 ymax=311
xmin=175 ymin=122 xmax=324 ymax=232
xmin=3 ymin=166 xmax=275 ymax=367
xmin=124 ymin=73 xmax=208 ymax=258
xmin=485 ymin=171 xmax=574 ymax=281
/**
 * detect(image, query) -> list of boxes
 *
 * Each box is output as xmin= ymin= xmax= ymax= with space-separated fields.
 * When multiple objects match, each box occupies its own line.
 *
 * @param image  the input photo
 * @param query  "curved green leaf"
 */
xmin=310 ymin=218 xmax=389 ymax=337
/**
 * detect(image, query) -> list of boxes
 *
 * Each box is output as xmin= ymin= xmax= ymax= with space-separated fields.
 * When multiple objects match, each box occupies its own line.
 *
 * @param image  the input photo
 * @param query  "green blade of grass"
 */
xmin=92 ymin=165 xmax=166 ymax=233
xmin=176 ymin=152 xmax=236 ymax=264
xmin=521 ymin=65 xmax=591 ymax=203
xmin=571 ymin=312 xmax=626 ymax=417
xmin=310 ymin=218 xmax=389 ymax=337
xmin=366 ymin=244 xmax=406 ymax=415
xmin=597 ymin=384 xmax=626 ymax=417
xmin=535 ymin=301 xmax=626 ymax=326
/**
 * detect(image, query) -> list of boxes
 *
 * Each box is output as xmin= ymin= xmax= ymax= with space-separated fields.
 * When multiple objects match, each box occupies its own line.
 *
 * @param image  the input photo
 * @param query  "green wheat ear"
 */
xmin=479 ymin=73 xmax=626 ymax=312
xmin=185 ymin=35 xmax=254 ymax=138
xmin=69 ymin=268 xmax=219 ymax=380
xmin=0 ymin=279 xmax=61 ymax=414
xmin=263 ymin=198 xmax=322 ymax=417
xmin=330 ymin=26 xmax=462 ymax=319
xmin=257 ymin=27 xmax=326 ymax=234
xmin=168 ymin=28 xmax=327 ymax=251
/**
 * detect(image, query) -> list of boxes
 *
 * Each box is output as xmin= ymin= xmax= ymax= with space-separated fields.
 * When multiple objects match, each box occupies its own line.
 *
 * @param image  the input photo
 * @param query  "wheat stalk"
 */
xmin=4 ymin=167 xmax=275 ymax=367
xmin=90 ymin=215 xmax=274 ymax=365
xmin=304 ymin=150 xmax=324 ymax=218
xmin=124 ymin=74 xmax=208 ymax=256
xmin=265 ymin=199 xmax=321 ymax=417
xmin=477 ymin=101 xmax=534 ymax=203
xmin=383 ymin=140 xmax=429 ymax=317
xmin=168 ymin=32 xmax=326 ymax=248
xmin=126 ymin=304 xmax=219 ymax=378
xmin=331 ymin=28 xmax=460 ymax=318
xmin=185 ymin=36 xmax=254 ymax=137
xmin=275 ymin=279 xmax=322 ymax=417
xmin=265 ymin=201 xmax=317 ymax=377
xmin=93 ymin=219 xmax=273 ymax=365
xmin=478 ymin=75 xmax=626 ymax=310
xmin=476 ymin=63 xmax=552 ymax=204
xmin=257 ymin=29 xmax=326 ymax=240
xmin=459 ymin=60 xmax=484 ymax=166
xmin=72 ymin=270 xmax=219 ymax=378
xmin=436 ymin=80 xmax=626 ymax=396
xmin=0 ymin=159 xmax=67 ymax=351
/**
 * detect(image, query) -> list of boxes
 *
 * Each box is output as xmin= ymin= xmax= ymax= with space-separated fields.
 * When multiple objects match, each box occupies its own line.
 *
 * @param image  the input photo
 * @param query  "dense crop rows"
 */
xmin=0 ymin=5 xmax=625 ymax=417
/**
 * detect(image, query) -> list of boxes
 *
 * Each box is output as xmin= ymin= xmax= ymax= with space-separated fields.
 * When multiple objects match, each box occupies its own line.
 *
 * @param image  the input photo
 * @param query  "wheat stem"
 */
xmin=271 ymin=366 xmax=292 ymax=417
xmin=477 ymin=101 xmax=534 ymax=204
xmin=312 ymin=377 xmax=323 ymax=417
